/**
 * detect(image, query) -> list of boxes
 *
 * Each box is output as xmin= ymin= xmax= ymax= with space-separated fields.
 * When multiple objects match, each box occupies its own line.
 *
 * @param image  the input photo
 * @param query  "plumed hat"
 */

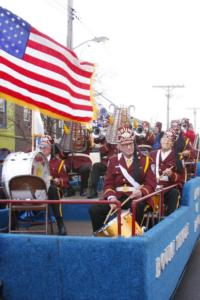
xmin=163 ymin=128 xmax=177 ymax=143
xmin=117 ymin=126 xmax=135 ymax=144
xmin=40 ymin=135 xmax=54 ymax=145
xmin=170 ymin=119 xmax=181 ymax=128
xmin=181 ymin=118 xmax=190 ymax=127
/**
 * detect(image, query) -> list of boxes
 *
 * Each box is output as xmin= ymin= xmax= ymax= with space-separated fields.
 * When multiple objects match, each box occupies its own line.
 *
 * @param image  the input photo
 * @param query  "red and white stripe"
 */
xmin=0 ymin=27 xmax=95 ymax=122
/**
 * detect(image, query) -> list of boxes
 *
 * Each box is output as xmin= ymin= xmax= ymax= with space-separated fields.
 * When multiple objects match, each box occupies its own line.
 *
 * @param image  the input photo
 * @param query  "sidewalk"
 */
xmin=172 ymin=239 xmax=200 ymax=300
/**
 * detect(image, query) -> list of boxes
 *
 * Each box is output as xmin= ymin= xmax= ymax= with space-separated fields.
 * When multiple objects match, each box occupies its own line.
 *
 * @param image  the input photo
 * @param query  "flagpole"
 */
xmin=31 ymin=111 xmax=45 ymax=151
xmin=31 ymin=111 xmax=35 ymax=151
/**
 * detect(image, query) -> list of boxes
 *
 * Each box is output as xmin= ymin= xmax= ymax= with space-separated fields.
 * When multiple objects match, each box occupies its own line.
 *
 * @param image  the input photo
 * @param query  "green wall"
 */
xmin=0 ymin=102 xmax=15 ymax=151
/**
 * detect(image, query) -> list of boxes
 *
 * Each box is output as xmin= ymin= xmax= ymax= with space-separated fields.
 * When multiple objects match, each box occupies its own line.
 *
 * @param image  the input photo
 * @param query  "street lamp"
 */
xmin=73 ymin=36 xmax=109 ymax=50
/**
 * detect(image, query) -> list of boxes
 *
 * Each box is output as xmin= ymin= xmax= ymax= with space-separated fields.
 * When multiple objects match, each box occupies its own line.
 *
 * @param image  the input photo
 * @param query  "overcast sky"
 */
xmin=1 ymin=0 xmax=200 ymax=131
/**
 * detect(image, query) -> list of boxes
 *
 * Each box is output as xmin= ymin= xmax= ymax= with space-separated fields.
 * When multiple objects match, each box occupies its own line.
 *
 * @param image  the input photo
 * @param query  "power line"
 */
xmin=44 ymin=0 xmax=67 ymax=13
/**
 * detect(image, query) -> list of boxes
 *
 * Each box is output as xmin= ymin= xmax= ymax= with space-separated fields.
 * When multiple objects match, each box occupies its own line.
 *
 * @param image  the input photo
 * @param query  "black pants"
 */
xmin=0 ymin=187 xmax=6 ymax=209
xmin=77 ymin=165 xmax=90 ymax=191
xmin=89 ymin=195 xmax=148 ymax=232
xmin=89 ymin=162 xmax=107 ymax=190
xmin=48 ymin=182 xmax=62 ymax=218
xmin=164 ymin=188 xmax=180 ymax=216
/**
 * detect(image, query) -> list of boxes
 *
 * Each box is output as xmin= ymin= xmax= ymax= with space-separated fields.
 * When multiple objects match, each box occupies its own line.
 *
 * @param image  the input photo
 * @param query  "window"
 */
xmin=0 ymin=98 xmax=7 ymax=128
xmin=23 ymin=107 xmax=31 ymax=127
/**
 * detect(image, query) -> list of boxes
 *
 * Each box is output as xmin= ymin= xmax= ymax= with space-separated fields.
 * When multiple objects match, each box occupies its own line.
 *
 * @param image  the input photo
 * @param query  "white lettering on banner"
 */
xmin=194 ymin=186 xmax=200 ymax=200
xmin=175 ymin=223 xmax=189 ymax=251
xmin=194 ymin=214 xmax=200 ymax=232
xmin=155 ymin=223 xmax=189 ymax=278
xmin=195 ymin=203 xmax=199 ymax=213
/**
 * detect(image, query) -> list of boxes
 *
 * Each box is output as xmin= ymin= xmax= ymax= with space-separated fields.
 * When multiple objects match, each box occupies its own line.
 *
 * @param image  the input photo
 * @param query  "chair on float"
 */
xmin=0 ymin=208 xmax=9 ymax=233
xmin=8 ymin=175 xmax=53 ymax=234
xmin=141 ymin=194 xmax=162 ymax=229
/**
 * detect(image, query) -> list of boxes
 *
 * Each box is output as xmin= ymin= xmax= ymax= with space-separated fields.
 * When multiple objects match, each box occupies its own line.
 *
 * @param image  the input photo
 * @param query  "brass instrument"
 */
xmin=60 ymin=121 xmax=90 ymax=153
xmin=105 ymin=105 xmax=135 ymax=144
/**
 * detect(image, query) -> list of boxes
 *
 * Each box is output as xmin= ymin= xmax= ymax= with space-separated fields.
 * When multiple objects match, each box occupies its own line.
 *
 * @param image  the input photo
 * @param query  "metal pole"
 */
xmin=166 ymin=87 xmax=170 ymax=129
xmin=194 ymin=109 xmax=197 ymax=132
xmin=67 ymin=0 xmax=73 ymax=49
xmin=186 ymin=107 xmax=200 ymax=132
xmin=153 ymin=85 xmax=185 ymax=129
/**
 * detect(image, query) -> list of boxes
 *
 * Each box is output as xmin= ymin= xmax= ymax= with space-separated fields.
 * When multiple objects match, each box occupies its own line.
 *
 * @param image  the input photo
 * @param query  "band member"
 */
xmin=65 ymin=131 xmax=93 ymax=196
xmin=170 ymin=119 xmax=194 ymax=161
xmin=0 ymin=148 xmax=10 ymax=208
xmin=180 ymin=118 xmax=196 ymax=145
xmin=150 ymin=128 xmax=186 ymax=216
xmin=152 ymin=121 xmax=164 ymax=150
xmin=39 ymin=136 xmax=68 ymax=235
xmin=87 ymin=136 xmax=118 ymax=199
xmin=169 ymin=119 xmax=196 ymax=180
xmin=135 ymin=121 xmax=155 ymax=154
xmin=89 ymin=126 xmax=156 ymax=233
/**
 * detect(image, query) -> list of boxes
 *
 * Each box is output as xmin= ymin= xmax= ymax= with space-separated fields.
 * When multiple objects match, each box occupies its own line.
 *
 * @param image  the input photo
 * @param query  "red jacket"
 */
xmin=150 ymin=149 xmax=186 ymax=187
xmin=65 ymin=151 xmax=92 ymax=171
xmin=49 ymin=157 xmax=69 ymax=188
xmin=183 ymin=130 xmax=195 ymax=145
xmin=103 ymin=152 xmax=156 ymax=200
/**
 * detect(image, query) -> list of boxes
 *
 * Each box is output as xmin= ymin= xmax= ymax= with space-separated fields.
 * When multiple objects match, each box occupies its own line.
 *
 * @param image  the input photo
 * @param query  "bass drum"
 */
xmin=2 ymin=151 xmax=50 ymax=198
xmin=95 ymin=210 xmax=144 ymax=238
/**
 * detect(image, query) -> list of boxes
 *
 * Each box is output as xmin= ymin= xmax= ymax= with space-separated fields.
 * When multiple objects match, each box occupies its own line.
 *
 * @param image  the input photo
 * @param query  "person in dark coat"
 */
xmin=0 ymin=148 xmax=11 ymax=208
xmin=39 ymin=136 xmax=68 ymax=235
xmin=152 ymin=121 xmax=164 ymax=150
xmin=87 ymin=136 xmax=118 ymax=199
xmin=64 ymin=133 xmax=93 ymax=196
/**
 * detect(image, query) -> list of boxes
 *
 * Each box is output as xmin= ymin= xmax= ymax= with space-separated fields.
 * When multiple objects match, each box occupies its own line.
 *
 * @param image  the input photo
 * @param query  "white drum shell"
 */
xmin=2 ymin=151 xmax=50 ymax=198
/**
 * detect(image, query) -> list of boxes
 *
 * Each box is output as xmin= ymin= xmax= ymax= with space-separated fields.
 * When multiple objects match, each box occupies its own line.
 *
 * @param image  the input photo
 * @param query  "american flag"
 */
xmin=0 ymin=7 xmax=95 ymax=122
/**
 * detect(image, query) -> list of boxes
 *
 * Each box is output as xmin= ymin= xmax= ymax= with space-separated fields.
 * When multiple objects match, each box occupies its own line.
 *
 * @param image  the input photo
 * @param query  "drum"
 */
xmin=151 ymin=195 xmax=160 ymax=213
xmin=95 ymin=210 xmax=144 ymax=238
xmin=89 ymin=151 xmax=101 ymax=165
xmin=2 ymin=151 xmax=50 ymax=198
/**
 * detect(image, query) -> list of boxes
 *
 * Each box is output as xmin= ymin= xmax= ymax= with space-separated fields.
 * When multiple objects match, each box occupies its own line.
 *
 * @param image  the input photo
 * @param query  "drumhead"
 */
xmin=2 ymin=151 xmax=50 ymax=198
xmin=89 ymin=152 xmax=101 ymax=165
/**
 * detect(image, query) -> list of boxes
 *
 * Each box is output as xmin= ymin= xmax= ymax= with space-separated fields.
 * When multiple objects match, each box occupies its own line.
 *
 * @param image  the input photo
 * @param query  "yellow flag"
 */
xmin=64 ymin=124 xmax=70 ymax=134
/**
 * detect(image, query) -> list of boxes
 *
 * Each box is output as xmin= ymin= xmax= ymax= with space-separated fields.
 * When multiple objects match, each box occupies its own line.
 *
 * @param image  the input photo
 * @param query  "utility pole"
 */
xmin=67 ymin=0 xmax=74 ymax=49
xmin=153 ymin=85 xmax=185 ymax=128
xmin=186 ymin=107 xmax=200 ymax=132
xmin=152 ymin=85 xmax=185 ymax=129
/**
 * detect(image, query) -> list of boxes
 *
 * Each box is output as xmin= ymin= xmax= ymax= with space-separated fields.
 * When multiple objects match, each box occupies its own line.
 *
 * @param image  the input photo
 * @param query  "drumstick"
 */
xmin=106 ymin=183 xmax=144 ymax=218
xmin=110 ymin=195 xmax=132 ymax=217
xmin=103 ymin=207 xmax=114 ymax=225
xmin=109 ymin=184 xmax=144 ymax=217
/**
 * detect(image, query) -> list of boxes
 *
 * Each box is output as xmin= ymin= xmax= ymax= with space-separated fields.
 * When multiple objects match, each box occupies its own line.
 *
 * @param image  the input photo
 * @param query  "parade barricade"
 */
xmin=0 ymin=176 xmax=200 ymax=299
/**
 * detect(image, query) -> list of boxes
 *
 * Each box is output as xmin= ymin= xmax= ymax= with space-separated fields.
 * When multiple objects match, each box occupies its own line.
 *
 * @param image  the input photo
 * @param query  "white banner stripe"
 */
xmin=1 ymin=64 xmax=91 ymax=106
xmin=0 ymin=50 xmax=90 ymax=96
xmin=26 ymin=45 xmax=91 ymax=85
xmin=30 ymin=32 xmax=94 ymax=73
xmin=1 ymin=80 xmax=93 ymax=117
xmin=26 ymin=46 xmax=91 ymax=85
